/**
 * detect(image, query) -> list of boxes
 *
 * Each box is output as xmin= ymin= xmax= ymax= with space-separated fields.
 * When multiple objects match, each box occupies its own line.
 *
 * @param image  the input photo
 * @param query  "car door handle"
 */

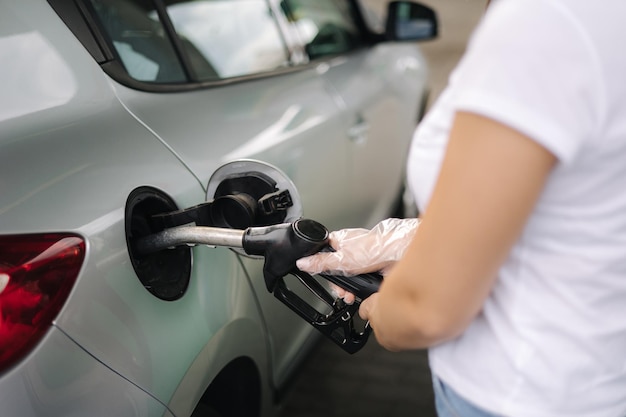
xmin=348 ymin=117 xmax=369 ymax=144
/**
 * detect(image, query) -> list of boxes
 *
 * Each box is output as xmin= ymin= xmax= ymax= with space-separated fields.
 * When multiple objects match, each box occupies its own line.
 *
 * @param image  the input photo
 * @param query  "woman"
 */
xmin=297 ymin=0 xmax=626 ymax=415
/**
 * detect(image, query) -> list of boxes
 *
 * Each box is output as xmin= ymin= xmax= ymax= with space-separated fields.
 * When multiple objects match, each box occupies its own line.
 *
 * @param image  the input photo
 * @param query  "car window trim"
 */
xmin=150 ymin=0 xmax=197 ymax=81
xmin=47 ymin=0 xmax=115 ymax=64
xmin=100 ymin=55 xmax=359 ymax=93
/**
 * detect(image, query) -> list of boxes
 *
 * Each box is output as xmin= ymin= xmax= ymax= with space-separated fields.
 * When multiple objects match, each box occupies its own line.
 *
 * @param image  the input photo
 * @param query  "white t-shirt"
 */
xmin=406 ymin=1 xmax=626 ymax=416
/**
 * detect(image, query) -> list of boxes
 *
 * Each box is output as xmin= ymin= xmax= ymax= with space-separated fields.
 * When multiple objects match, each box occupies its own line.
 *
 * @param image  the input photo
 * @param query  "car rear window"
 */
xmin=88 ymin=0 xmax=187 ymax=83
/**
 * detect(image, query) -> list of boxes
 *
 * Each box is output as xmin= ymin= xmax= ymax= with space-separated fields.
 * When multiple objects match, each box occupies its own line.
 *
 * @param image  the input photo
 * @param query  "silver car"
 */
xmin=0 ymin=0 xmax=436 ymax=416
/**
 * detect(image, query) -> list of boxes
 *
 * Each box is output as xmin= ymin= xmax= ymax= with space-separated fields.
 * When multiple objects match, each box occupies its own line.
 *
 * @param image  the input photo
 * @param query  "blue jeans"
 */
xmin=433 ymin=375 xmax=501 ymax=417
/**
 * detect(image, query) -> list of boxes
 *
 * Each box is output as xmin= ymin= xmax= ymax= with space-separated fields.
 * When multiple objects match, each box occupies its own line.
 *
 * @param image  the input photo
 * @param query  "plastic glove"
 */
xmin=296 ymin=217 xmax=420 ymax=303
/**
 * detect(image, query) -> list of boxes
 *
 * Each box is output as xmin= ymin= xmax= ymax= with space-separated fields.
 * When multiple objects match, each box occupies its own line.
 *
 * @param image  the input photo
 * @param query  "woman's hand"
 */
xmin=296 ymin=218 xmax=420 ymax=303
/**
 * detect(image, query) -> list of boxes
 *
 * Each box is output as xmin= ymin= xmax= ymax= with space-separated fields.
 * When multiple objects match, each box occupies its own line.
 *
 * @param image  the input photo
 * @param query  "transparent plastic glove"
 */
xmin=296 ymin=217 xmax=420 ymax=303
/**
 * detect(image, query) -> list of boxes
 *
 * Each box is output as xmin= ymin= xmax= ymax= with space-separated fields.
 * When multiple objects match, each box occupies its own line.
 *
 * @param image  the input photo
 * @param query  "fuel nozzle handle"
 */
xmin=243 ymin=218 xmax=382 ymax=299
xmin=243 ymin=218 xmax=381 ymax=354
xmin=243 ymin=219 xmax=329 ymax=292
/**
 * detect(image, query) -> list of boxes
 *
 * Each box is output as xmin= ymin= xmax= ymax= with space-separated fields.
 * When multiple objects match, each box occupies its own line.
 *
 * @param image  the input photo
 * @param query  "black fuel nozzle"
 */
xmin=242 ymin=218 xmax=383 ymax=354
xmin=133 ymin=217 xmax=382 ymax=353
xmin=242 ymin=219 xmax=329 ymax=292
xmin=243 ymin=218 xmax=382 ymax=298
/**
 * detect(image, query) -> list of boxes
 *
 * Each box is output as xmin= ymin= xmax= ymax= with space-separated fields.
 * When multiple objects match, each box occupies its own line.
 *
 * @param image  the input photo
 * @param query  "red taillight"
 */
xmin=0 ymin=234 xmax=85 ymax=372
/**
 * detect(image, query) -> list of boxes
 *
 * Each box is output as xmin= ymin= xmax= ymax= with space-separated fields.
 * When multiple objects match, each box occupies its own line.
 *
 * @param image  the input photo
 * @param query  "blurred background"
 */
xmin=360 ymin=0 xmax=487 ymax=107
xmin=279 ymin=1 xmax=486 ymax=416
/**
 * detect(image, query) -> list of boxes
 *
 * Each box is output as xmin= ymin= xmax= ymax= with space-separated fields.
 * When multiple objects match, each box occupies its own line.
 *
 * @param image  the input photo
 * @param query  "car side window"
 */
xmin=163 ymin=0 xmax=290 ymax=80
xmin=280 ymin=0 xmax=363 ymax=60
xmin=87 ymin=0 xmax=289 ymax=84
xmin=87 ymin=0 xmax=187 ymax=83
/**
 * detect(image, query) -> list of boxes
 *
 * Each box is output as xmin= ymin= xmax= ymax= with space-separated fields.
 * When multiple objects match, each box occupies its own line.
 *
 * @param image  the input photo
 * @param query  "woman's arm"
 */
xmin=360 ymin=111 xmax=557 ymax=351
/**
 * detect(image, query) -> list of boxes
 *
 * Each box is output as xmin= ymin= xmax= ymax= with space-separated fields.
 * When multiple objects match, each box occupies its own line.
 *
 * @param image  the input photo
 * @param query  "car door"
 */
xmin=79 ymin=0 xmax=354 ymax=389
xmin=275 ymin=0 xmax=430 ymax=227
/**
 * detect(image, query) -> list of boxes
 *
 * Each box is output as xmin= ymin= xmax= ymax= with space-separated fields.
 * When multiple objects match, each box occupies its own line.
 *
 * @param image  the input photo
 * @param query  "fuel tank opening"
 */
xmin=125 ymin=187 xmax=191 ymax=301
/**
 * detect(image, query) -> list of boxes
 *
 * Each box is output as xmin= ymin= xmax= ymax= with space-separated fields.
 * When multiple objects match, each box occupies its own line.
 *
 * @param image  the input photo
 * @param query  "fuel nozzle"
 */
xmin=242 ymin=219 xmax=328 ymax=292
xmin=133 ymin=218 xmax=381 ymax=353
xmin=242 ymin=218 xmax=382 ymax=353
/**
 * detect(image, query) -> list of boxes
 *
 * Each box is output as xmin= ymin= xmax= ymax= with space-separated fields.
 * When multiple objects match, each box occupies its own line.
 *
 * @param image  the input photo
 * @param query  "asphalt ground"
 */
xmin=278 ymin=2 xmax=486 ymax=416
xmin=278 ymin=337 xmax=436 ymax=417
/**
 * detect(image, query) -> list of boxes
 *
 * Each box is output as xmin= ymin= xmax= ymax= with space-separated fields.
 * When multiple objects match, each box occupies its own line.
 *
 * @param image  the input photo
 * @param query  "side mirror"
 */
xmin=385 ymin=1 xmax=438 ymax=42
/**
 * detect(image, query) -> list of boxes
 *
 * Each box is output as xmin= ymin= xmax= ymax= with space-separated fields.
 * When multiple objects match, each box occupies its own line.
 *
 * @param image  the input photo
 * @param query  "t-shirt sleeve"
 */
xmin=450 ymin=0 xmax=603 ymax=164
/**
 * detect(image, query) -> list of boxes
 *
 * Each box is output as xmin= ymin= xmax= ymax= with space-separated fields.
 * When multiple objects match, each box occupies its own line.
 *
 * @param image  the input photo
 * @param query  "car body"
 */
xmin=0 ymin=0 xmax=436 ymax=416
